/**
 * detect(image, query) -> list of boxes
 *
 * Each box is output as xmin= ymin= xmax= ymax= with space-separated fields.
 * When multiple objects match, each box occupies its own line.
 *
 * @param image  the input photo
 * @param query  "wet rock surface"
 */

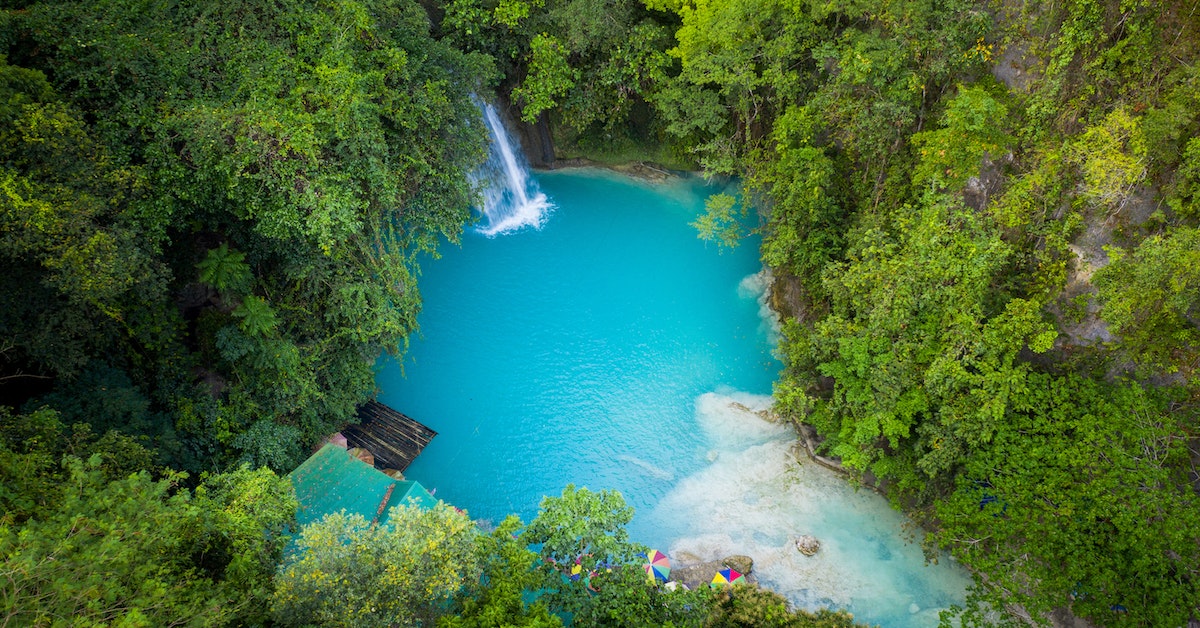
xmin=669 ymin=555 xmax=755 ymax=590
xmin=795 ymin=535 xmax=821 ymax=556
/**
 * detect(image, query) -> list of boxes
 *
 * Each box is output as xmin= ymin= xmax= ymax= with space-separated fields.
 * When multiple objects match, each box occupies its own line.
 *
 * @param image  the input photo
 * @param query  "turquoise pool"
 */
xmin=375 ymin=168 xmax=970 ymax=626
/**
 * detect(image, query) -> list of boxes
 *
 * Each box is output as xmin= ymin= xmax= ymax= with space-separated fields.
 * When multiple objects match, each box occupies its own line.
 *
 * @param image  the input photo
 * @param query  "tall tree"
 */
xmin=273 ymin=503 xmax=483 ymax=627
xmin=937 ymin=375 xmax=1200 ymax=625
xmin=0 ymin=457 xmax=296 ymax=626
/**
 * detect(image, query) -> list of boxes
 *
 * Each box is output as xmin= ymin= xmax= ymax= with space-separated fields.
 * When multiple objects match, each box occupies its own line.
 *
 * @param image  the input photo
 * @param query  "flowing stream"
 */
xmin=375 ymin=105 xmax=971 ymax=626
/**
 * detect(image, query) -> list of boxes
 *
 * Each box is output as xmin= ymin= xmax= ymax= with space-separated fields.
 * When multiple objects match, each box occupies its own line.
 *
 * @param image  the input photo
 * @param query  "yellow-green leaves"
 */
xmin=272 ymin=503 xmax=482 ymax=627
xmin=912 ymin=84 xmax=1013 ymax=191
xmin=1094 ymin=226 xmax=1200 ymax=372
xmin=1171 ymin=135 xmax=1200 ymax=219
xmin=0 ymin=459 xmax=295 ymax=627
xmin=495 ymin=0 xmax=541 ymax=27
xmin=512 ymin=33 xmax=577 ymax=123
xmin=690 ymin=192 xmax=744 ymax=249
xmin=1068 ymin=106 xmax=1147 ymax=216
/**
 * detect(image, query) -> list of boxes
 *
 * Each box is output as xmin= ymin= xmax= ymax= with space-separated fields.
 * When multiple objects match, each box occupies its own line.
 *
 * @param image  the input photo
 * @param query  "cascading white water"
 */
xmin=473 ymin=100 xmax=553 ymax=236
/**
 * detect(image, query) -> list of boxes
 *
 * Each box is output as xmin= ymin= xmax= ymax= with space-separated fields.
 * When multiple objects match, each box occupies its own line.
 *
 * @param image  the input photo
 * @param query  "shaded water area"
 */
xmin=376 ymin=155 xmax=970 ymax=625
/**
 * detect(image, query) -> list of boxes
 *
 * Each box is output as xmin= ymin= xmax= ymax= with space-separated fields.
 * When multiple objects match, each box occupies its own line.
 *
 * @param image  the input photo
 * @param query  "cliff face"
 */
xmin=495 ymin=93 xmax=556 ymax=168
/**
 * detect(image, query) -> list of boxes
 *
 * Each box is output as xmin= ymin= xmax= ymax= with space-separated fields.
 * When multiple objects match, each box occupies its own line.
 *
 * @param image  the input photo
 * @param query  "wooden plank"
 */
xmin=344 ymin=400 xmax=437 ymax=472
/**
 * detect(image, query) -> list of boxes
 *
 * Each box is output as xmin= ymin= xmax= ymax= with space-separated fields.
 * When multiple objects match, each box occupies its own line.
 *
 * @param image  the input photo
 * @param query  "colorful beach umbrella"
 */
xmin=642 ymin=549 xmax=671 ymax=583
xmin=711 ymin=568 xmax=746 ymax=586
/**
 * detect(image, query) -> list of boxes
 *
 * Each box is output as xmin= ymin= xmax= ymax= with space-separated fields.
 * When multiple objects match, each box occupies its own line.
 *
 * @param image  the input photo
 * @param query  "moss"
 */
xmin=547 ymin=115 xmax=699 ymax=172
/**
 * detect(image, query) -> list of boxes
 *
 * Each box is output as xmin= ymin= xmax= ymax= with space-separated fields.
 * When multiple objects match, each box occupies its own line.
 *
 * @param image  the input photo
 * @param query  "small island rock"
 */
xmin=795 ymin=535 xmax=820 ymax=556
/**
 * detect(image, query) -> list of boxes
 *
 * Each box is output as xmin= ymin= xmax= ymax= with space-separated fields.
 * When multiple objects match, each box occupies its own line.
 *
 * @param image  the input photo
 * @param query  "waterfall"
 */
xmin=472 ymin=100 xmax=553 ymax=236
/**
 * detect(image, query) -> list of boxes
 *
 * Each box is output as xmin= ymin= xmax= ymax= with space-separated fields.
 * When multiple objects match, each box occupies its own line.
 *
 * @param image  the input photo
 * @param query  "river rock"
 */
xmin=728 ymin=401 xmax=780 ymax=422
xmin=612 ymin=161 xmax=672 ymax=182
xmin=670 ymin=555 xmax=756 ymax=590
xmin=795 ymin=535 xmax=820 ymax=556
xmin=723 ymin=555 xmax=754 ymax=574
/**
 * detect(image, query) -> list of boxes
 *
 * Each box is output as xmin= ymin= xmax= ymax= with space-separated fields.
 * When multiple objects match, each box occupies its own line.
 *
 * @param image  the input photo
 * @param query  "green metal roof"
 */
xmin=392 ymin=479 xmax=439 ymax=511
xmin=289 ymin=443 xmax=437 ymax=528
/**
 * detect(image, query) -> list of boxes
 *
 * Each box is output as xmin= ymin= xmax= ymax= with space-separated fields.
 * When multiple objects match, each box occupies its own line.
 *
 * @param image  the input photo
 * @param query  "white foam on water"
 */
xmin=473 ymin=100 xmax=553 ymax=236
xmin=646 ymin=392 xmax=971 ymax=627
xmin=694 ymin=391 xmax=789 ymax=450
xmin=615 ymin=454 xmax=676 ymax=482
xmin=475 ymin=178 xmax=553 ymax=236
xmin=737 ymin=269 xmax=782 ymax=348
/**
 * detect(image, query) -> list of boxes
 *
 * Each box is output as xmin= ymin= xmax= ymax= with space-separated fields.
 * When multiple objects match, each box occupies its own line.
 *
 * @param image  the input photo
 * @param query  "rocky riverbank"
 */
xmin=539 ymin=157 xmax=679 ymax=182
xmin=668 ymin=554 xmax=756 ymax=590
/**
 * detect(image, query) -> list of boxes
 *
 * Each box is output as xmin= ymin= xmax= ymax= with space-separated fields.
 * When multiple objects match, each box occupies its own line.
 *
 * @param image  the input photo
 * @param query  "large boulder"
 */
xmin=795 ymin=535 xmax=820 ymax=556
xmin=669 ymin=555 xmax=755 ymax=590
xmin=723 ymin=555 xmax=754 ymax=574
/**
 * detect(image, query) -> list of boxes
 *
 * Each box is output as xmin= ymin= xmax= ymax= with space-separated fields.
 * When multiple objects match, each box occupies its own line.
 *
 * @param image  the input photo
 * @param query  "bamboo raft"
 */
xmin=343 ymin=400 xmax=437 ymax=472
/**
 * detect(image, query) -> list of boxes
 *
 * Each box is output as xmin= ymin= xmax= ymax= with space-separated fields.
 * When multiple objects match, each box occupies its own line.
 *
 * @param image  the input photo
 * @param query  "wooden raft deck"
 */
xmin=343 ymin=400 xmax=437 ymax=472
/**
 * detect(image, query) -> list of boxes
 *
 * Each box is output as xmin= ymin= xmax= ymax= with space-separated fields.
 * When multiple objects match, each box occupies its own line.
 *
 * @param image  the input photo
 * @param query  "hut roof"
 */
xmin=289 ymin=443 xmax=437 ymax=528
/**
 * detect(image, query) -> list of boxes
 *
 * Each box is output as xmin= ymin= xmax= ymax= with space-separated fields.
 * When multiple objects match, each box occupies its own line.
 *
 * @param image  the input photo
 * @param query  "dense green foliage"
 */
xmin=1094 ymin=226 xmax=1200 ymax=372
xmin=0 ymin=405 xmax=158 ymax=522
xmin=438 ymin=0 xmax=679 ymax=162
xmin=439 ymin=515 xmax=564 ymax=628
xmin=704 ymin=586 xmax=860 ymax=628
xmin=1 ymin=0 xmax=493 ymax=473
xmin=273 ymin=485 xmax=860 ymax=628
xmin=936 ymin=374 xmax=1198 ymax=625
xmin=0 ymin=1 xmax=500 ymax=624
xmin=0 ymin=412 xmax=297 ymax=626
xmin=274 ymin=503 xmax=484 ymax=627
xmin=518 ymin=485 xmax=709 ymax=626
xmin=612 ymin=0 xmax=1200 ymax=624
xmin=502 ymin=486 xmax=867 ymax=627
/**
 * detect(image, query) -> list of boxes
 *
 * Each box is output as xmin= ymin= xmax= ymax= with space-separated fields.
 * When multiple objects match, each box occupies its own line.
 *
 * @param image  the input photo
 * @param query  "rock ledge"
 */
xmin=669 ymin=555 xmax=755 ymax=590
